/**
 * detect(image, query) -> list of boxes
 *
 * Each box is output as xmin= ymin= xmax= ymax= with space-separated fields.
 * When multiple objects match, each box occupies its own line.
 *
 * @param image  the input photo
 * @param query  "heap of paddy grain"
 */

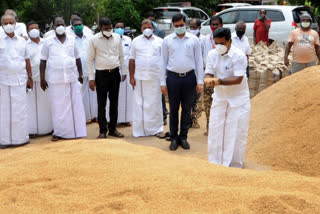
xmin=248 ymin=42 xmax=291 ymax=97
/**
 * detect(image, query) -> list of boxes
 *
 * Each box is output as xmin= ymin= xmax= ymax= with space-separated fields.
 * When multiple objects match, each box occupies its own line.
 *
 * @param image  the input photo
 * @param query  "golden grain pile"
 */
xmin=0 ymin=139 xmax=320 ymax=213
xmin=249 ymin=42 xmax=291 ymax=97
xmin=247 ymin=66 xmax=320 ymax=177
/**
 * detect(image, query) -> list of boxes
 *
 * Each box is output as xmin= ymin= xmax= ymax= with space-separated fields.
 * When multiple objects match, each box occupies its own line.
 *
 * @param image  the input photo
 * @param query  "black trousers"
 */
xmin=95 ymin=68 xmax=121 ymax=134
xmin=167 ymin=70 xmax=197 ymax=140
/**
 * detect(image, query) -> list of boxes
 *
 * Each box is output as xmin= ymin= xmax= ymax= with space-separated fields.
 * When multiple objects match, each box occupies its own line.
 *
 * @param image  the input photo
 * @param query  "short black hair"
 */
xmin=213 ymin=27 xmax=231 ymax=40
xmin=114 ymin=21 xmax=124 ymax=26
xmin=72 ymin=17 xmax=82 ymax=25
xmin=146 ymin=11 xmax=155 ymax=18
xmin=191 ymin=18 xmax=201 ymax=27
xmin=53 ymin=14 xmax=64 ymax=24
xmin=72 ymin=12 xmax=81 ymax=18
xmin=26 ymin=20 xmax=38 ymax=30
xmin=172 ymin=13 xmax=186 ymax=23
xmin=99 ymin=17 xmax=112 ymax=27
xmin=210 ymin=15 xmax=223 ymax=25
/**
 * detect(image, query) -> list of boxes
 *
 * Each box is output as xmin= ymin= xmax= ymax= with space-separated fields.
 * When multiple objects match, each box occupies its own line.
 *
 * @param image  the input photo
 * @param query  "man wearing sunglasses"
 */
xmin=161 ymin=13 xmax=204 ymax=151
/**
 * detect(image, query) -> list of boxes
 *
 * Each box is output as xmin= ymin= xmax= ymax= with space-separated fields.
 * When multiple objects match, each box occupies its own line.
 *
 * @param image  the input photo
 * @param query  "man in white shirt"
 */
xmin=0 ymin=14 xmax=33 ymax=149
xmin=40 ymin=16 xmax=87 ymax=141
xmin=161 ymin=14 xmax=203 ymax=151
xmin=232 ymin=21 xmax=251 ymax=78
xmin=202 ymin=16 xmax=223 ymax=136
xmin=72 ymin=17 xmax=97 ymax=123
xmin=129 ymin=19 xmax=165 ymax=138
xmin=86 ymin=17 xmax=126 ymax=139
xmin=0 ymin=9 xmax=28 ymax=39
xmin=189 ymin=18 xmax=205 ymax=129
xmin=205 ymin=28 xmax=250 ymax=168
xmin=113 ymin=21 xmax=133 ymax=126
xmin=26 ymin=21 xmax=53 ymax=138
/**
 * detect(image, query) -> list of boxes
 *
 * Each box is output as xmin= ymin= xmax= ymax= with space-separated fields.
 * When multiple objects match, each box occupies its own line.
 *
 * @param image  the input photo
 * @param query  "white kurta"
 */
xmin=205 ymin=45 xmax=251 ymax=168
xmin=106 ymin=35 xmax=133 ymax=123
xmin=27 ymin=39 xmax=53 ymax=135
xmin=75 ymin=34 xmax=98 ymax=121
xmin=0 ymin=34 xmax=29 ymax=146
xmin=129 ymin=34 xmax=164 ymax=137
xmin=41 ymin=35 xmax=87 ymax=138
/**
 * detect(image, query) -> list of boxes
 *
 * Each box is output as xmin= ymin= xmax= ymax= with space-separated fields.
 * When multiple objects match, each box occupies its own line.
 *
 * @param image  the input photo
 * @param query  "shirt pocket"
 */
xmin=184 ymin=43 xmax=194 ymax=58
xmin=152 ymin=45 xmax=161 ymax=57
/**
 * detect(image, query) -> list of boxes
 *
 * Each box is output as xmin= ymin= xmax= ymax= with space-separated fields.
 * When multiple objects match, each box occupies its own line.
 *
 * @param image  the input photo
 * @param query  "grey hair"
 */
xmin=235 ymin=21 xmax=246 ymax=28
xmin=1 ymin=14 xmax=15 ymax=24
xmin=141 ymin=19 xmax=152 ymax=26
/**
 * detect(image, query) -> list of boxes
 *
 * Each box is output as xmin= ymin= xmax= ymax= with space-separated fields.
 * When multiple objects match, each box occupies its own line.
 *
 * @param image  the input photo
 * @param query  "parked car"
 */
xmin=153 ymin=6 xmax=209 ymax=35
xmin=213 ymin=3 xmax=252 ymax=15
xmin=200 ymin=5 xmax=319 ymax=46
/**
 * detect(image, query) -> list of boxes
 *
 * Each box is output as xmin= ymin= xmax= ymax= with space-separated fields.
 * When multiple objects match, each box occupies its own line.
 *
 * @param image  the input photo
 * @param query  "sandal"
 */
xmin=155 ymin=132 xmax=166 ymax=139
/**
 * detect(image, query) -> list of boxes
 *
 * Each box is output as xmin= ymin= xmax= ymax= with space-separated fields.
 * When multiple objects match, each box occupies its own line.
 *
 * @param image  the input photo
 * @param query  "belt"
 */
xmin=97 ymin=67 xmax=119 ymax=73
xmin=168 ymin=70 xmax=194 ymax=77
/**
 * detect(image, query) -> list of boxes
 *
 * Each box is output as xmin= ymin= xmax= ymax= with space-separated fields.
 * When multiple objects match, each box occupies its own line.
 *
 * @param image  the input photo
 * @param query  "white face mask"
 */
xmin=215 ymin=44 xmax=228 ymax=55
xmin=55 ymin=25 xmax=65 ymax=35
xmin=189 ymin=29 xmax=200 ymax=36
xmin=29 ymin=29 xmax=40 ymax=39
xmin=143 ymin=28 xmax=153 ymax=37
xmin=103 ymin=30 xmax=112 ymax=37
xmin=3 ymin=24 xmax=15 ymax=34
xmin=301 ymin=21 xmax=311 ymax=28
xmin=175 ymin=26 xmax=186 ymax=35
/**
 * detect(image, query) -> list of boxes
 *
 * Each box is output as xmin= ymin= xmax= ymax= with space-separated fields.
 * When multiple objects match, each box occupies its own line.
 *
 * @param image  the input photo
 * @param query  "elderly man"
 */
xmin=254 ymin=9 xmax=271 ymax=46
xmin=40 ymin=16 xmax=87 ymax=141
xmin=72 ymin=17 xmax=97 ymax=123
xmin=26 ymin=21 xmax=53 ymax=138
xmin=232 ymin=21 xmax=251 ymax=78
xmin=205 ymin=28 xmax=250 ymax=168
xmin=0 ymin=14 xmax=33 ymax=148
xmin=202 ymin=16 xmax=223 ymax=136
xmin=285 ymin=14 xmax=320 ymax=73
xmin=161 ymin=14 xmax=203 ymax=151
xmin=0 ymin=9 xmax=28 ymax=39
xmin=86 ymin=17 xmax=126 ymax=138
xmin=129 ymin=19 xmax=165 ymax=138
xmin=66 ymin=12 xmax=93 ymax=37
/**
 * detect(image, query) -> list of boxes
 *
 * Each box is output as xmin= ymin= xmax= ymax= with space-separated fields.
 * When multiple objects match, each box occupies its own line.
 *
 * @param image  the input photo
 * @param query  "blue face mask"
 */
xmin=114 ymin=28 xmax=124 ymax=36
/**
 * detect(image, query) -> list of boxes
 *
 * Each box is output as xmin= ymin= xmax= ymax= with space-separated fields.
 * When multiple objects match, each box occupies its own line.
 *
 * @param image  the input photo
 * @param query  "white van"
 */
xmin=200 ymin=6 xmax=319 ymax=46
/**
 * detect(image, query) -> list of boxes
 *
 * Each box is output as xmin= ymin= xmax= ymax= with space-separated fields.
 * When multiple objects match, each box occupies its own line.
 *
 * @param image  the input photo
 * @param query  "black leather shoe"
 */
xmin=169 ymin=139 xmax=179 ymax=151
xmin=0 ymin=144 xmax=9 ymax=149
xmin=108 ymin=130 xmax=124 ymax=138
xmin=180 ymin=139 xmax=190 ymax=150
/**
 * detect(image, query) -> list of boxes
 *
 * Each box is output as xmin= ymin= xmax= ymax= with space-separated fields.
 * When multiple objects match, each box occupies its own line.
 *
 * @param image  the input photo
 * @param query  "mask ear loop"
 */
xmin=223 ymin=39 xmax=232 ymax=55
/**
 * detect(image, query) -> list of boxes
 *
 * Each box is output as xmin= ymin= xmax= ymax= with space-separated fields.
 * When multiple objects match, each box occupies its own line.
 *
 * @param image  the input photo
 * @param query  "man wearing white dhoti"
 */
xmin=40 ymin=16 xmax=87 ymax=141
xmin=129 ymin=19 xmax=165 ymax=138
xmin=205 ymin=28 xmax=250 ymax=168
xmin=26 ymin=21 xmax=53 ymax=138
xmin=72 ymin=17 xmax=97 ymax=122
xmin=114 ymin=21 xmax=133 ymax=126
xmin=0 ymin=14 xmax=33 ymax=149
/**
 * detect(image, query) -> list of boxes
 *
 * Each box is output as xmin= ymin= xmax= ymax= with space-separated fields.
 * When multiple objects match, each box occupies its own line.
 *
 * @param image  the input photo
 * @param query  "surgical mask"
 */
xmin=175 ymin=26 xmax=186 ymax=35
xmin=143 ymin=28 xmax=153 ymax=37
xmin=189 ymin=29 xmax=200 ymax=36
xmin=74 ymin=25 xmax=83 ymax=34
xmin=114 ymin=28 xmax=124 ymax=36
xmin=55 ymin=26 xmax=65 ymax=35
xmin=103 ymin=30 xmax=112 ymax=37
xmin=301 ymin=21 xmax=311 ymax=28
xmin=236 ymin=29 xmax=245 ymax=38
xmin=152 ymin=21 xmax=157 ymax=28
xmin=29 ymin=29 xmax=40 ymax=38
xmin=3 ymin=24 xmax=15 ymax=34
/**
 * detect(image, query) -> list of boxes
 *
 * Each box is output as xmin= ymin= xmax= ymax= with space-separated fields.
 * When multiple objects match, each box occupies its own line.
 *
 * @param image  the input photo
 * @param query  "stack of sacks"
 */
xmin=248 ymin=41 xmax=291 ymax=97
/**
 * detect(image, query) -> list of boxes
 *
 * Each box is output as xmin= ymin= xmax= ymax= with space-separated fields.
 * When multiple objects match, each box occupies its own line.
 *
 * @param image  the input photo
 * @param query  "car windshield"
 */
xmin=153 ymin=9 xmax=180 ymax=19
xmin=293 ymin=8 xmax=315 ymax=23
xmin=216 ymin=5 xmax=233 ymax=13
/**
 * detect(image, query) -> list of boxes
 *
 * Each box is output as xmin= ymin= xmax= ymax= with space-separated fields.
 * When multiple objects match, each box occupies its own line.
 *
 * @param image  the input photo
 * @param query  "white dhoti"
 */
xmin=27 ymin=81 xmax=53 ymax=135
xmin=208 ymin=100 xmax=251 ymax=168
xmin=117 ymin=77 xmax=133 ymax=123
xmin=132 ymin=79 xmax=163 ymax=137
xmin=48 ymin=82 xmax=87 ymax=139
xmin=81 ymin=77 xmax=98 ymax=121
xmin=0 ymin=84 xmax=29 ymax=146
